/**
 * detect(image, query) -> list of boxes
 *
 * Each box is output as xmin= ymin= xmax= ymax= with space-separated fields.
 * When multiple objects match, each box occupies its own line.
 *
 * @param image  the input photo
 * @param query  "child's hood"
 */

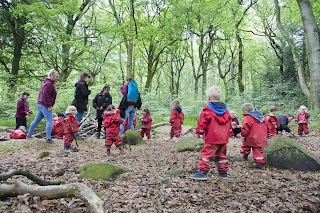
xmin=247 ymin=110 xmax=265 ymax=123
xmin=206 ymin=102 xmax=230 ymax=124
xmin=104 ymin=112 xmax=117 ymax=123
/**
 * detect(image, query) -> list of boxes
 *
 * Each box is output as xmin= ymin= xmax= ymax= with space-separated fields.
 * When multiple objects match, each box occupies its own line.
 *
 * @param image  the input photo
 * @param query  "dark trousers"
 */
xmin=16 ymin=117 xmax=27 ymax=129
xmin=97 ymin=117 xmax=103 ymax=134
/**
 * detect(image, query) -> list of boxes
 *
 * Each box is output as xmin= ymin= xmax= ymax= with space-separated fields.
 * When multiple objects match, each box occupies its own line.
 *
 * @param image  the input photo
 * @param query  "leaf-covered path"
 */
xmin=0 ymin=129 xmax=319 ymax=212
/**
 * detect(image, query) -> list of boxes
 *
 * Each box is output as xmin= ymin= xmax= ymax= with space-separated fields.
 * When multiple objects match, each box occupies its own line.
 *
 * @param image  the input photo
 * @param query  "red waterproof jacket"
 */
xmin=170 ymin=109 xmax=184 ymax=128
xmin=52 ymin=117 xmax=64 ymax=136
xmin=141 ymin=114 xmax=152 ymax=130
xmin=266 ymin=114 xmax=280 ymax=129
xmin=63 ymin=114 xmax=79 ymax=134
xmin=10 ymin=129 xmax=27 ymax=139
xmin=296 ymin=112 xmax=310 ymax=124
xmin=241 ymin=114 xmax=268 ymax=147
xmin=103 ymin=112 xmax=123 ymax=135
xmin=195 ymin=106 xmax=231 ymax=144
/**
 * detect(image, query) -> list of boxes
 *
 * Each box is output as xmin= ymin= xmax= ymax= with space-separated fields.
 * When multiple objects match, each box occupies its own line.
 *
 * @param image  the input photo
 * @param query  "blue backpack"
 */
xmin=127 ymin=80 xmax=139 ymax=104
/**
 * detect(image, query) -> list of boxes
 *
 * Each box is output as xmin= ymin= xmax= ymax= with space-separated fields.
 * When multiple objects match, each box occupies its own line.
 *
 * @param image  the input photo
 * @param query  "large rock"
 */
xmin=76 ymin=163 xmax=126 ymax=180
xmin=121 ymin=130 xmax=146 ymax=146
xmin=176 ymin=137 xmax=204 ymax=152
xmin=264 ymin=135 xmax=320 ymax=171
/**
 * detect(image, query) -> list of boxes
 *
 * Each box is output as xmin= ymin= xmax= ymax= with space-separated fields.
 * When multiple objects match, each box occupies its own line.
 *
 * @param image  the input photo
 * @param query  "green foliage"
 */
xmin=76 ymin=163 xmax=126 ymax=181
xmin=121 ymin=130 xmax=146 ymax=146
xmin=0 ymin=145 xmax=16 ymax=154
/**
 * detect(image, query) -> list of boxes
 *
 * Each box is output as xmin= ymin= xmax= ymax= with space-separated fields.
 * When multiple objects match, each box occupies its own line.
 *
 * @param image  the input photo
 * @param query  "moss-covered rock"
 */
xmin=176 ymin=137 xmax=204 ymax=152
xmin=121 ymin=130 xmax=146 ymax=145
xmin=264 ymin=135 xmax=320 ymax=171
xmin=36 ymin=151 xmax=51 ymax=159
xmin=76 ymin=163 xmax=126 ymax=181
xmin=167 ymin=169 xmax=184 ymax=177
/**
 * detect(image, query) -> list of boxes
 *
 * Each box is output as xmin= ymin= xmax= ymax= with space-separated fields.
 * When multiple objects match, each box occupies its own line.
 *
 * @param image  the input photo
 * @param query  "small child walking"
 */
xmin=140 ymin=108 xmax=152 ymax=142
xmin=15 ymin=91 xmax=32 ymax=129
xmin=266 ymin=106 xmax=280 ymax=138
xmin=168 ymin=99 xmax=184 ymax=141
xmin=63 ymin=106 xmax=79 ymax=151
xmin=190 ymin=86 xmax=231 ymax=180
xmin=240 ymin=103 xmax=268 ymax=169
xmin=103 ymin=105 xmax=125 ymax=159
xmin=296 ymin=105 xmax=310 ymax=136
xmin=52 ymin=113 xmax=65 ymax=139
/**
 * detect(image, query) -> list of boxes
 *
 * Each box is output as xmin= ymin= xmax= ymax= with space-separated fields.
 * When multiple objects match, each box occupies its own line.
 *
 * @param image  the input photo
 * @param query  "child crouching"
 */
xmin=190 ymin=86 xmax=231 ymax=180
xmin=103 ymin=105 xmax=125 ymax=159
xmin=240 ymin=103 xmax=268 ymax=169
xmin=63 ymin=106 xmax=79 ymax=151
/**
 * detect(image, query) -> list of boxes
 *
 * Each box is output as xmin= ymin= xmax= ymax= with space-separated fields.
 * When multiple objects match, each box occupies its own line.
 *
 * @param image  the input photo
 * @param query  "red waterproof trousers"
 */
xmin=198 ymin=143 xmax=228 ymax=173
xmin=105 ymin=134 xmax=122 ymax=147
xmin=240 ymin=145 xmax=265 ymax=164
xmin=298 ymin=123 xmax=309 ymax=135
xmin=269 ymin=127 xmax=277 ymax=138
xmin=64 ymin=133 xmax=74 ymax=147
xmin=140 ymin=128 xmax=151 ymax=139
xmin=170 ymin=126 xmax=181 ymax=138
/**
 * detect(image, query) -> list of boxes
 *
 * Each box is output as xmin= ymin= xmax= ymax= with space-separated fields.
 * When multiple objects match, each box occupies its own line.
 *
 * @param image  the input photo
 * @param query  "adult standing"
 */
xmin=72 ymin=72 xmax=91 ymax=122
xmin=119 ymin=78 xmax=142 ymax=135
xmin=27 ymin=69 xmax=60 ymax=143
xmin=92 ymin=85 xmax=112 ymax=139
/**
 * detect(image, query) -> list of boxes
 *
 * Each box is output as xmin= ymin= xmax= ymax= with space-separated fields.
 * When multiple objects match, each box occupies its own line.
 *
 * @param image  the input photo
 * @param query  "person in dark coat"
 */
xmin=277 ymin=114 xmax=295 ymax=136
xmin=27 ymin=69 xmax=60 ymax=143
xmin=71 ymin=72 xmax=91 ymax=122
xmin=15 ymin=91 xmax=32 ymax=129
xmin=92 ymin=85 xmax=112 ymax=139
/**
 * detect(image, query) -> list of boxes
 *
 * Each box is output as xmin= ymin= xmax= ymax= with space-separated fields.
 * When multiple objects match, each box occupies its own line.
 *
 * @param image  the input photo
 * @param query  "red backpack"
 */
xmin=10 ymin=129 xmax=27 ymax=139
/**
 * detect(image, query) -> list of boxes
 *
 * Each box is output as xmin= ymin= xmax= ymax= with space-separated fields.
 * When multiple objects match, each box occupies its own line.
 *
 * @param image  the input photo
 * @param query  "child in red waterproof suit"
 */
xmin=266 ymin=106 xmax=280 ymax=138
xmin=167 ymin=99 xmax=184 ymax=141
xmin=190 ymin=86 xmax=231 ymax=180
xmin=241 ymin=103 xmax=268 ymax=169
xmin=140 ymin=108 xmax=152 ymax=142
xmin=296 ymin=105 xmax=310 ymax=136
xmin=103 ymin=105 xmax=125 ymax=159
xmin=63 ymin=106 xmax=79 ymax=151
xmin=52 ymin=113 xmax=64 ymax=139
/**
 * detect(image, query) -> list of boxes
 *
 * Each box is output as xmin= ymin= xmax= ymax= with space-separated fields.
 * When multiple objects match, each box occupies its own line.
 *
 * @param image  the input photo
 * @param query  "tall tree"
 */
xmin=296 ymin=0 xmax=320 ymax=110
xmin=274 ymin=0 xmax=311 ymax=98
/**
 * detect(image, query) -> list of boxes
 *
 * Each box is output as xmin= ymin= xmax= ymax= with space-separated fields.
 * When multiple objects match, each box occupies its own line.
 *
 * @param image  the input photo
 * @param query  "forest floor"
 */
xmin=0 ymin=126 xmax=319 ymax=212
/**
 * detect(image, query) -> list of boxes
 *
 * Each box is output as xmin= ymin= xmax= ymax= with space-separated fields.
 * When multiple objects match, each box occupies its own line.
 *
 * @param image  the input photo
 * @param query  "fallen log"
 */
xmin=0 ymin=169 xmax=64 ymax=186
xmin=0 ymin=182 xmax=105 ymax=213
xmin=0 ymin=169 xmax=105 ymax=213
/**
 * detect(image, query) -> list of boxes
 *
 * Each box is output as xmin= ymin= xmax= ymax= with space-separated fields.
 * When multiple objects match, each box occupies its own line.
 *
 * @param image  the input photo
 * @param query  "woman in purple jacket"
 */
xmin=15 ymin=91 xmax=32 ymax=129
xmin=27 ymin=69 xmax=60 ymax=143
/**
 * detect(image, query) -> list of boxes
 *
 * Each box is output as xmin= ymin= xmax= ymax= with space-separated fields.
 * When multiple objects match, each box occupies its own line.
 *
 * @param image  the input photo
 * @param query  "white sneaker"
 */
xmin=165 ymin=138 xmax=173 ymax=142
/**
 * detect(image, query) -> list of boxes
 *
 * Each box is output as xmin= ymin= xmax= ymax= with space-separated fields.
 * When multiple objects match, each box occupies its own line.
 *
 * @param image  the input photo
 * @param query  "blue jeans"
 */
xmin=120 ymin=105 xmax=136 ymax=135
xmin=27 ymin=104 xmax=53 ymax=140
xmin=75 ymin=111 xmax=85 ymax=122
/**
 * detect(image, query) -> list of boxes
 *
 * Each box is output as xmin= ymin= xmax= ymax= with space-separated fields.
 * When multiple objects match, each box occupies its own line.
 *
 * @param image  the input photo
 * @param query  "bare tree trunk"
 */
xmin=274 ymin=0 xmax=311 ymax=98
xmin=296 ymin=0 xmax=320 ymax=110
xmin=236 ymin=32 xmax=245 ymax=94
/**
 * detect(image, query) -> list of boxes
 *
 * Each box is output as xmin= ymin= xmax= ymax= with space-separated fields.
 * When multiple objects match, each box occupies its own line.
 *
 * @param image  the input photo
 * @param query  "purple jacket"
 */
xmin=120 ymin=83 xmax=128 ymax=96
xmin=15 ymin=98 xmax=30 ymax=118
xmin=37 ymin=78 xmax=57 ymax=107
